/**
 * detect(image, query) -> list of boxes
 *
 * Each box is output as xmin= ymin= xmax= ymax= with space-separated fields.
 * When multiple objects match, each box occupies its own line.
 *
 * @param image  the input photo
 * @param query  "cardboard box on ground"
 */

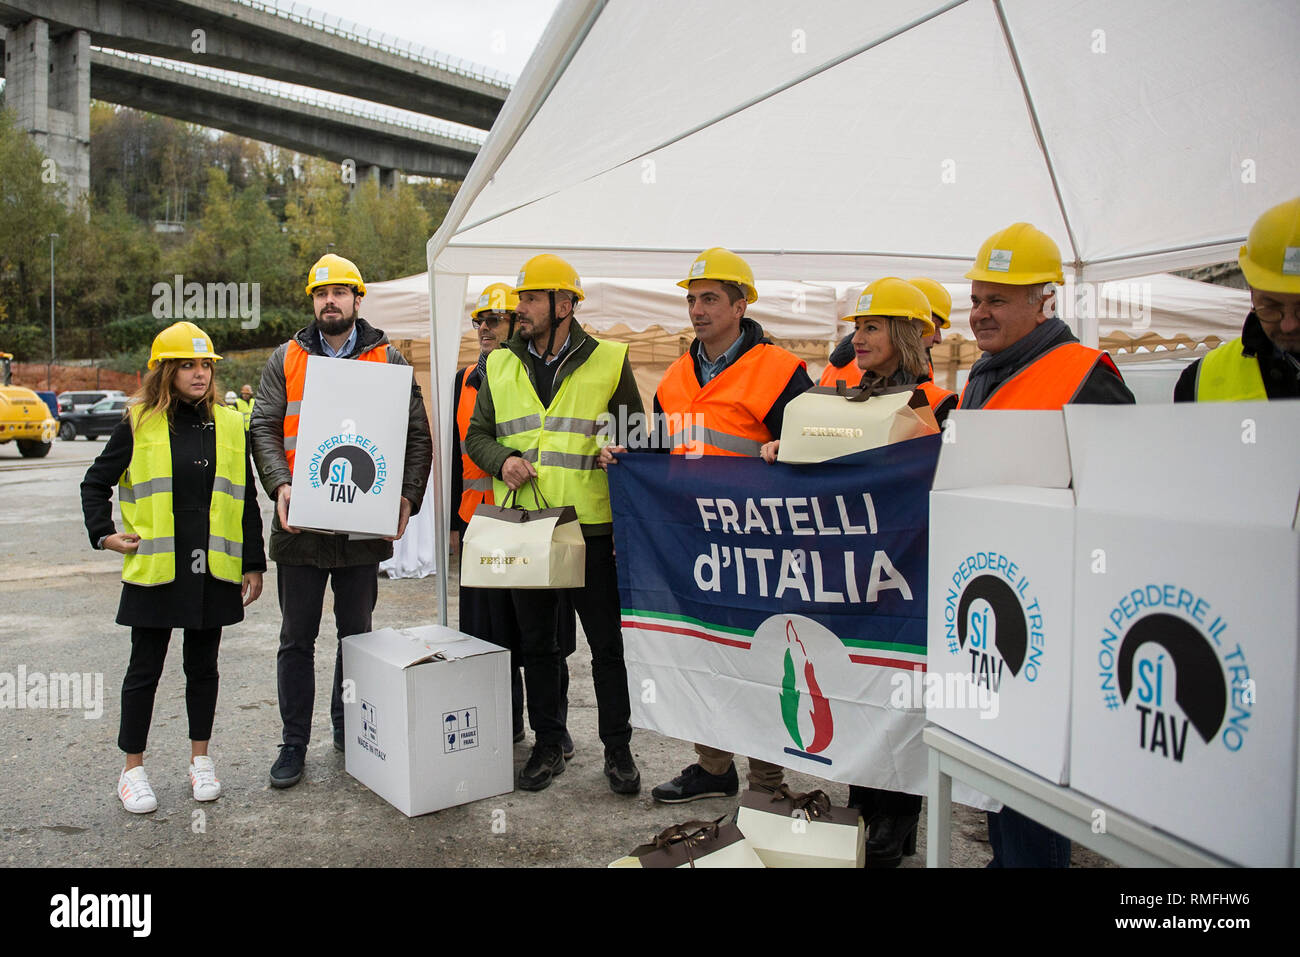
xmin=286 ymin=355 xmax=412 ymax=537
xmin=342 ymin=625 xmax=512 ymax=817
xmin=927 ymin=410 xmax=1076 ymax=785
xmin=1066 ymin=401 xmax=1299 ymax=867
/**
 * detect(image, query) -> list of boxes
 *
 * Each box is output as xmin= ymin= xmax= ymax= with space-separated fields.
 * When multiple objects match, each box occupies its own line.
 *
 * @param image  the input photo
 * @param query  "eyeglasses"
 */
xmin=471 ymin=315 xmax=508 ymax=329
xmin=1254 ymin=301 xmax=1300 ymax=324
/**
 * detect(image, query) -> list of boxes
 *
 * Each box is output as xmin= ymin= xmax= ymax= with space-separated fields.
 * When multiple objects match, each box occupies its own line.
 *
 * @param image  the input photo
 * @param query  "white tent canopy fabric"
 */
xmin=421 ymin=0 xmax=1299 ymax=619
xmin=367 ymin=270 xmax=1250 ymax=345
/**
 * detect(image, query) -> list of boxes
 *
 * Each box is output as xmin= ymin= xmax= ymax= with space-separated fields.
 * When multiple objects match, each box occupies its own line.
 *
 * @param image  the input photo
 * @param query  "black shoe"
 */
xmin=270 ymin=744 xmax=305 ymax=789
xmin=604 ymin=744 xmax=640 ymax=795
xmin=333 ymin=726 xmax=345 ymax=752
xmin=650 ymin=762 xmax=738 ymax=804
xmin=561 ymin=730 xmax=575 ymax=761
xmin=517 ymin=743 xmax=565 ymax=792
xmin=864 ymin=813 xmax=919 ymax=868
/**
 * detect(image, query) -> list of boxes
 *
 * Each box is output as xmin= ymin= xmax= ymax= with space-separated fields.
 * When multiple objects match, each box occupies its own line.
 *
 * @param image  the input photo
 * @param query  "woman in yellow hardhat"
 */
xmin=761 ymin=278 xmax=954 ymax=464
xmin=81 ymin=321 xmax=266 ymax=814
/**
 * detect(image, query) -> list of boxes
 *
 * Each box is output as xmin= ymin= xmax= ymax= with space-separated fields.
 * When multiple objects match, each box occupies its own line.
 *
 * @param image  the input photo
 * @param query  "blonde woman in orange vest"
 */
xmin=452 ymin=283 xmax=576 ymax=756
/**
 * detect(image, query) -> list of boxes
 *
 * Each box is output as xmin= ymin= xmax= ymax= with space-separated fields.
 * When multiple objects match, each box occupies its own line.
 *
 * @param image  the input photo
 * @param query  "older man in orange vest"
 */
xmin=604 ymin=247 xmax=813 ymax=802
xmin=957 ymin=224 xmax=1133 ymax=867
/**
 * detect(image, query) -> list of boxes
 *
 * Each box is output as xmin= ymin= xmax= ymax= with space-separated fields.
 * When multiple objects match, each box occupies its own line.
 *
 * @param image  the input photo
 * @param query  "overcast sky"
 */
xmin=263 ymin=0 xmax=560 ymax=79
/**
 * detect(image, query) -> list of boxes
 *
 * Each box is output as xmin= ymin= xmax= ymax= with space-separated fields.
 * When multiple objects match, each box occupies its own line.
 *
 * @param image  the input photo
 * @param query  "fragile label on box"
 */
xmin=443 ymin=707 xmax=479 ymax=753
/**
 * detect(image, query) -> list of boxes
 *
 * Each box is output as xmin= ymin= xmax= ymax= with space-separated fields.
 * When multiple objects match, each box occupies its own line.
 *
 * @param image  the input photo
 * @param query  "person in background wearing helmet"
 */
xmin=766 ymin=278 xmax=942 ymax=865
xmin=81 ymin=322 xmax=265 ymax=814
xmin=225 ymin=390 xmax=239 ymax=407
xmin=250 ymin=254 xmax=433 ymax=789
xmin=960 ymin=224 xmax=1133 ymax=868
xmin=464 ymin=254 xmax=643 ymax=795
xmin=1174 ymin=196 xmax=1300 ymax=402
xmin=960 ymin=223 xmax=1134 ymax=411
xmin=452 ymin=282 xmax=577 ymax=757
xmin=907 ymin=276 xmax=960 ymax=417
xmin=600 ymin=247 xmax=811 ymax=803
xmin=234 ymin=384 xmax=255 ymax=431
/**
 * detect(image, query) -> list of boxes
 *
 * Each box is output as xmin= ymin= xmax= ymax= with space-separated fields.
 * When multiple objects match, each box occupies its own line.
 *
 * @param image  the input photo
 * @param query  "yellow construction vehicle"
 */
xmin=0 ymin=352 xmax=58 ymax=458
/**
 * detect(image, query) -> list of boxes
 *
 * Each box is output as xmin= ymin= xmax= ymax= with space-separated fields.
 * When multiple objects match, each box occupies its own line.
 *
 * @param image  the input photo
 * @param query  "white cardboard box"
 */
xmin=288 ymin=354 xmax=412 ymax=537
xmin=1066 ymin=401 xmax=1300 ymax=867
xmin=926 ymin=410 xmax=1076 ymax=784
xmin=341 ymin=625 xmax=512 ymax=817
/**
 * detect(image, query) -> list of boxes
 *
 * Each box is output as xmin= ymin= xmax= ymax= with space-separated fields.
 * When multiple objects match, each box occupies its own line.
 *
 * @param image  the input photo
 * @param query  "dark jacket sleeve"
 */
xmin=465 ymin=372 xmax=517 ymax=480
xmin=933 ymin=393 xmax=958 ymax=427
xmin=1173 ymin=359 xmax=1199 ymax=402
xmin=763 ymin=364 xmax=815 ymax=439
xmin=80 ymin=418 xmax=134 ymax=548
xmin=607 ymin=354 xmax=645 ymax=440
xmin=1072 ymin=361 xmax=1137 ymax=405
xmin=241 ymin=450 xmax=267 ymax=573
xmin=450 ymin=369 xmax=466 ymax=534
xmin=250 ymin=342 xmax=291 ymax=500
xmin=388 ymin=345 xmax=433 ymax=515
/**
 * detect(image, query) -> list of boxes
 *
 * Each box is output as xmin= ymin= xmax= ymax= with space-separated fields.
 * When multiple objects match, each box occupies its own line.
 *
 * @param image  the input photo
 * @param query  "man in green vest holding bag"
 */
xmin=1175 ymin=196 xmax=1300 ymax=402
xmin=464 ymin=253 xmax=644 ymax=795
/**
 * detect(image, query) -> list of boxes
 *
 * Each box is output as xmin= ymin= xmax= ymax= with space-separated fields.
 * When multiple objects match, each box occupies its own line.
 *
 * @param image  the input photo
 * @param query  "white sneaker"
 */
xmin=189 ymin=755 xmax=221 ymax=802
xmin=118 ymin=766 xmax=158 ymax=814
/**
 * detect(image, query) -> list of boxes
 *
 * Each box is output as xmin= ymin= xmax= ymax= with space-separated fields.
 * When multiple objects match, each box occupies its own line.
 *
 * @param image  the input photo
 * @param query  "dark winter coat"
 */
xmin=80 ymin=399 xmax=267 ymax=629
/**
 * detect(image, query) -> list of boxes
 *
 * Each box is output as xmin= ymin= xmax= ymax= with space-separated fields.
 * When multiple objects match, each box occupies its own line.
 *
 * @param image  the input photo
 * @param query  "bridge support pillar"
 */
xmin=351 ymin=164 xmax=400 ymax=196
xmin=5 ymin=19 xmax=90 ymax=207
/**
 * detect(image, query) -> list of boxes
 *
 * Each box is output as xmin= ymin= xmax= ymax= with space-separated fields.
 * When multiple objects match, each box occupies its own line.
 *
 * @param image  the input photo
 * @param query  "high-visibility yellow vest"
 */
xmin=1195 ymin=338 xmax=1268 ymax=402
xmin=234 ymin=396 xmax=254 ymax=430
xmin=487 ymin=341 xmax=628 ymax=525
xmin=119 ymin=403 xmax=246 ymax=586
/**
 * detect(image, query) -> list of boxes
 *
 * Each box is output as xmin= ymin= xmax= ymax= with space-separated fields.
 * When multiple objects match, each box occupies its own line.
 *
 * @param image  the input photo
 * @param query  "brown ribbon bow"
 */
xmin=641 ymin=817 xmax=726 ymax=869
xmin=770 ymin=784 xmax=832 ymax=820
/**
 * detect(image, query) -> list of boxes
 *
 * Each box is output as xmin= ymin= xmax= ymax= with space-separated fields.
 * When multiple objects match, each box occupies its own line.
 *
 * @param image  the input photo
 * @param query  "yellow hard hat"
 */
xmin=149 ymin=321 xmax=222 ymax=370
xmin=841 ymin=278 xmax=935 ymax=336
xmin=1238 ymin=197 xmax=1300 ymax=294
xmin=305 ymin=253 xmax=366 ymax=296
xmin=906 ymin=277 xmax=952 ymax=329
xmin=677 ymin=247 xmax=758 ymax=304
xmin=472 ymin=282 xmax=520 ymax=318
xmin=965 ymin=223 xmax=1064 ymax=285
xmin=513 ymin=254 xmax=585 ymax=301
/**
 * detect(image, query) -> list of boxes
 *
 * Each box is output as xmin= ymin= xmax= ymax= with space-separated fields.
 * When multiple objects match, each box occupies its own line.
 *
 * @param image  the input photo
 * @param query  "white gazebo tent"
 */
xmin=421 ymin=0 xmax=1299 ymax=619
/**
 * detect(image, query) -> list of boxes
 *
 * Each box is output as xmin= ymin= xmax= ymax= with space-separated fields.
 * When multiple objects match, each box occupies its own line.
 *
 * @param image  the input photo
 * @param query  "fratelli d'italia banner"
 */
xmin=610 ymin=435 xmax=940 ymax=791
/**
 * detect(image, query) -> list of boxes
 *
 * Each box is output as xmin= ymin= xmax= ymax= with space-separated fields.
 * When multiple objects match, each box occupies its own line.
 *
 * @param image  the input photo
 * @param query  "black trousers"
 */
xmin=118 ymin=626 xmax=222 ymax=754
xmin=510 ymin=535 xmax=631 ymax=749
xmin=848 ymin=786 xmax=922 ymax=819
xmin=275 ymin=563 xmax=378 ymax=748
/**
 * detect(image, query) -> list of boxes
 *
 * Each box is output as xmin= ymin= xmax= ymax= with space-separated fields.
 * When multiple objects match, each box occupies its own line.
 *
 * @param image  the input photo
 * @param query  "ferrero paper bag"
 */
xmin=460 ymin=481 xmax=585 ymax=589
xmin=778 ymin=383 xmax=938 ymax=464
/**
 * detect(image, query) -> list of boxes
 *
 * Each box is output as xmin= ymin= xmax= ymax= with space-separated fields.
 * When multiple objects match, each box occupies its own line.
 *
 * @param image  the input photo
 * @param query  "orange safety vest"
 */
xmin=282 ymin=339 xmax=388 ymax=471
xmin=918 ymin=379 xmax=959 ymax=414
xmin=456 ymin=365 xmax=494 ymax=524
xmin=959 ymin=343 xmax=1121 ymax=410
xmin=819 ymin=360 xmax=857 ymax=389
xmin=656 ymin=344 xmax=806 ymax=456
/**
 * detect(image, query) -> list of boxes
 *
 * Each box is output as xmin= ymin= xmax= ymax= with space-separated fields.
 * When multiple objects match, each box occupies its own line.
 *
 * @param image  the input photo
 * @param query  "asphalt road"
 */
xmin=0 ymin=435 xmax=1113 ymax=868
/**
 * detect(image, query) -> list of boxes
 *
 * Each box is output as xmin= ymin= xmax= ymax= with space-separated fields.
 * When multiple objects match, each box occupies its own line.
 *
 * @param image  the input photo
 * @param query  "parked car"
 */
xmin=57 ymin=390 xmax=126 ymax=415
xmin=59 ymin=396 xmax=129 ymax=440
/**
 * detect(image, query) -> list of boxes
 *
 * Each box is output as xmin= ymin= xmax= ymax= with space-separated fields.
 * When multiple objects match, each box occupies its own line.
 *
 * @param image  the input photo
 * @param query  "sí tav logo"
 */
xmin=765 ymin=617 xmax=835 ymax=766
xmin=943 ymin=551 xmax=1046 ymax=691
xmin=1097 ymin=585 xmax=1248 ymax=763
xmin=151 ymin=274 xmax=261 ymax=329
xmin=308 ymin=430 xmax=388 ymax=503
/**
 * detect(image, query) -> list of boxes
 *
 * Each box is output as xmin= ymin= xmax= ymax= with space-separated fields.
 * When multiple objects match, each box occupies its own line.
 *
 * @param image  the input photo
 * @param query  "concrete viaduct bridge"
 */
xmin=0 ymin=0 xmax=510 ymax=200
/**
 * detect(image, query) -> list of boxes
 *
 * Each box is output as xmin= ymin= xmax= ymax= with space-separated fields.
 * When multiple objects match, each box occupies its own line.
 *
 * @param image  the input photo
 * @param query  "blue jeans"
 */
xmin=986 ymin=807 xmax=1071 ymax=867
